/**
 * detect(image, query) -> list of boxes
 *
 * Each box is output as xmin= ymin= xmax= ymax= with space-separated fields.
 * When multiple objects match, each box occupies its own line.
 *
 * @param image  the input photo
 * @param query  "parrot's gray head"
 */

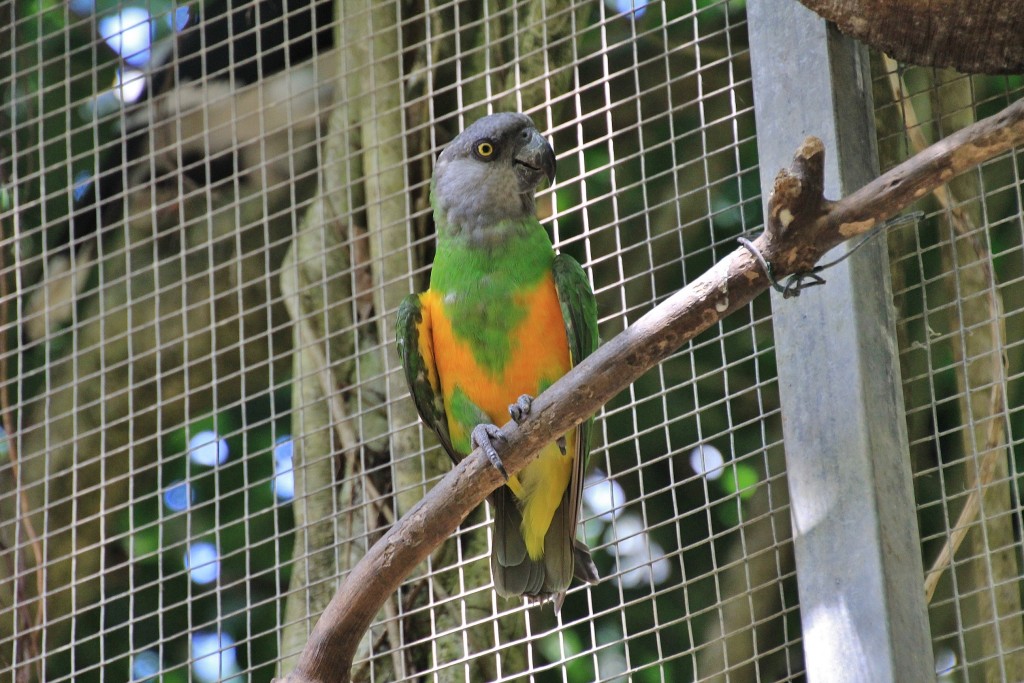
xmin=432 ymin=112 xmax=556 ymax=241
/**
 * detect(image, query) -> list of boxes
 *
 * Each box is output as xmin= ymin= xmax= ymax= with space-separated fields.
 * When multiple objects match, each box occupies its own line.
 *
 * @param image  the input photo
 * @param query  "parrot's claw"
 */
xmin=472 ymin=423 xmax=509 ymax=480
xmin=508 ymin=395 xmax=567 ymax=454
xmin=508 ymin=394 xmax=534 ymax=424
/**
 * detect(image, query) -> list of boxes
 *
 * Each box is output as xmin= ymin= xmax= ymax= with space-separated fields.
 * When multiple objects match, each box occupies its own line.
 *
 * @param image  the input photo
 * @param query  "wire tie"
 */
xmin=738 ymin=211 xmax=923 ymax=299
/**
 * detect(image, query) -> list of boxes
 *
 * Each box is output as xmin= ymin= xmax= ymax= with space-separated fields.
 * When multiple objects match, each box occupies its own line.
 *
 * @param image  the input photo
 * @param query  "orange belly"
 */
xmin=423 ymin=275 xmax=571 ymax=448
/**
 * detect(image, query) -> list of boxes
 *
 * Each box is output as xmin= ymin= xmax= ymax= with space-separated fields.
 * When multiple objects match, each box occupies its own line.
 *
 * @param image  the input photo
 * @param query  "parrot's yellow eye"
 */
xmin=475 ymin=140 xmax=495 ymax=158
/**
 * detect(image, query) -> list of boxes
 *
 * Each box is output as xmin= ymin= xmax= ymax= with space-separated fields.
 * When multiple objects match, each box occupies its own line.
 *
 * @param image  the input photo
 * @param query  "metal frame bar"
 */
xmin=747 ymin=2 xmax=934 ymax=680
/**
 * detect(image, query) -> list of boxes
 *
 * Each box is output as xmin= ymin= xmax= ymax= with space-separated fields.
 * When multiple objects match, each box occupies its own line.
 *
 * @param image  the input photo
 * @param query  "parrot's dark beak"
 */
xmin=514 ymin=129 xmax=557 ymax=187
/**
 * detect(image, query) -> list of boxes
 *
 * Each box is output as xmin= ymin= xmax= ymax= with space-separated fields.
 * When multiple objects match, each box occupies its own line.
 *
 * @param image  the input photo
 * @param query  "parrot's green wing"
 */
xmin=552 ymin=253 xmax=601 ymax=588
xmin=553 ymin=253 xmax=599 ymax=386
xmin=396 ymin=292 xmax=459 ymax=465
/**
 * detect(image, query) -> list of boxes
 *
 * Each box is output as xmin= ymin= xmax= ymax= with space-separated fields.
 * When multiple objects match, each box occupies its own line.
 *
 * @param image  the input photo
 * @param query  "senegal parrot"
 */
xmin=397 ymin=112 xmax=600 ymax=609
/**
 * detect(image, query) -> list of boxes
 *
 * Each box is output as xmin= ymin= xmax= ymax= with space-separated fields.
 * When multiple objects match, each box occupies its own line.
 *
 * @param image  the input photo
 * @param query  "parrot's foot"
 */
xmin=508 ymin=394 xmax=566 ymax=455
xmin=508 ymin=394 xmax=534 ymax=424
xmin=472 ymin=423 xmax=509 ymax=480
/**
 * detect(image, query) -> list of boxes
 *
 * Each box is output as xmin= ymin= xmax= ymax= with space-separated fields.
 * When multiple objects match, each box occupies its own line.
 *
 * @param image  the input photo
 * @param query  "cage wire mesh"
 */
xmin=1 ymin=0 xmax=1022 ymax=681
xmin=873 ymin=60 xmax=1024 ymax=682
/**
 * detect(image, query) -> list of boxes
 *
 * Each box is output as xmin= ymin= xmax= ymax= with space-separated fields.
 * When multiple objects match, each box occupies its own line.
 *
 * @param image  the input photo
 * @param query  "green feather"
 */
xmin=551 ymin=252 xmax=600 ymax=598
xmin=428 ymin=215 xmax=554 ymax=376
xmin=396 ymin=293 xmax=458 ymax=464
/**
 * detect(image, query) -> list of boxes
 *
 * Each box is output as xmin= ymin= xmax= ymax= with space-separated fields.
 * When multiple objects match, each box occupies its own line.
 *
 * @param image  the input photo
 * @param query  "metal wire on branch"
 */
xmin=278 ymin=95 xmax=1024 ymax=683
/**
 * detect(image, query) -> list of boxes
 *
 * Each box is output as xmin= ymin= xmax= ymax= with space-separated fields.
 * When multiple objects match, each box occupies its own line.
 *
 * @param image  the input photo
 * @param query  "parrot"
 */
xmin=397 ymin=112 xmax=600 ymax=609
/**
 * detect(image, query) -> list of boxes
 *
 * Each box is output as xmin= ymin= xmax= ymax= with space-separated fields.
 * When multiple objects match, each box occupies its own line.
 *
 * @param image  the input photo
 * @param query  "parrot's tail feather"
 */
xmin=572 ymin=539 xmax=599 ymax=585
xmin=492 ymin=487 xmax=544 ymax=597
xmin=490 ymin=487 xmax=599 ymax=611
xmin=492 ymin=487 xmax=528 ymax=567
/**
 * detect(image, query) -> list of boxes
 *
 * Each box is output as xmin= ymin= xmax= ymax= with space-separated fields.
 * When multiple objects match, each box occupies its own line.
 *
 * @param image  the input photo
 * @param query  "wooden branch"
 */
xmin=278 ymin=96 xmax=1024 ymax=683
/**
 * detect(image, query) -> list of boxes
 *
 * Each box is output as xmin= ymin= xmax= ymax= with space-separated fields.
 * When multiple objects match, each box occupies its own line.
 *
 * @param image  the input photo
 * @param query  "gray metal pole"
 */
xmin=747 ymin=2 xmax=934 ymax=681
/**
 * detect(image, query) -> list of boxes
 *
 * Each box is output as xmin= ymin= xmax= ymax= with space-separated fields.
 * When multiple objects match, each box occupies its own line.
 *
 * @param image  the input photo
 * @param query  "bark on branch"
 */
xmin=798 ymin=0 xmax=1024 ymax=74
xmin=278 ymin=96 xmax=1024 ymax=683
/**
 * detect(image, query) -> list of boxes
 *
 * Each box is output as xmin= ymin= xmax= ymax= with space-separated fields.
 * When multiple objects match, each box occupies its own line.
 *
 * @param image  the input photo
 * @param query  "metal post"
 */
xmin=747 ymin=2 xmax=934 ymax=681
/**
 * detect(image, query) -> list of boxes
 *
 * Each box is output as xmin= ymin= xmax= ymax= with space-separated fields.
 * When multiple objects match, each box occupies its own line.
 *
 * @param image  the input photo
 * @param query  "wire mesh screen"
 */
xmin=3 ymin=0 xmax=1021 ymax=681
xmin=874 ymin=62 xmax=1024 ymax=681
xmin=2 ymin=1 xmax=798 ymax=680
